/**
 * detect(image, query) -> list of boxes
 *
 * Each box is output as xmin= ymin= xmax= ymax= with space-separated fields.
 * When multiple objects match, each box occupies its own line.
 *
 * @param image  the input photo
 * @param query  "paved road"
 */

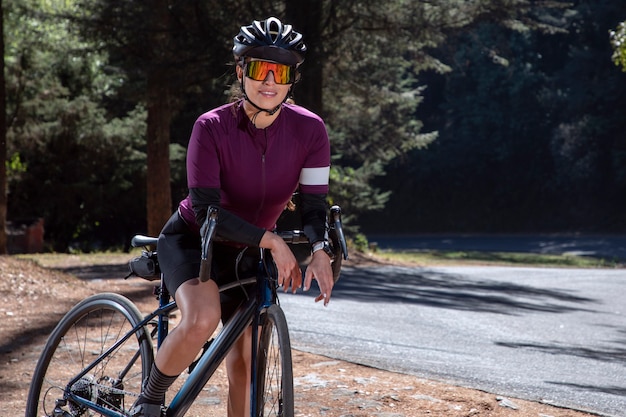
xmin=280 ymin=265 xmax=626 ymax=417
xmin=368 ymin=234 xmax=626 ymax=261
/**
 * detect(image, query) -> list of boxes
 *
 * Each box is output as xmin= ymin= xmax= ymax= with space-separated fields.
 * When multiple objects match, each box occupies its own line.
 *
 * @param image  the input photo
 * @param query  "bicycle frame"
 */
xmin=169 ymin=249 xmax=275 ymax=417
xmin=46 ymin=206 xmax=348 ymax=417
xmin=62 ymin=249 xmax=275 ymax=417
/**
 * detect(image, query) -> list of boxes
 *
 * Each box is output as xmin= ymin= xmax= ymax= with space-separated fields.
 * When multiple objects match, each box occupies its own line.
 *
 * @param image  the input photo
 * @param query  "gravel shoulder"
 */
xmin=1 ymin=253 xmax=599 ymax=417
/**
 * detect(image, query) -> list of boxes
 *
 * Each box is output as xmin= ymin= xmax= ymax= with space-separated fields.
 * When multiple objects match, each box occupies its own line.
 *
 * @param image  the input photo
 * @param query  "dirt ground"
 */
xmin=0 ymin=253 xmax=600 ymax=417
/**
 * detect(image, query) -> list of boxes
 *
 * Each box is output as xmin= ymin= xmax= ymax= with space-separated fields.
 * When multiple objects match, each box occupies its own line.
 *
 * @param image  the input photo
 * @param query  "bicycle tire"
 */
xmin=25 ymin=293 xmax=154 ymax=417
xmin=254 ymin=304 xmax=294 ymax=417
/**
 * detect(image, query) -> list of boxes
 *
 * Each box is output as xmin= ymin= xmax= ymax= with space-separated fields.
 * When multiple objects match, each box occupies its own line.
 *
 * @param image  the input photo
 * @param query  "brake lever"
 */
xmin=330 ymin=205 xmax=349 ymax=260
xmin=199 ymin=207 xmax=219 ymax=282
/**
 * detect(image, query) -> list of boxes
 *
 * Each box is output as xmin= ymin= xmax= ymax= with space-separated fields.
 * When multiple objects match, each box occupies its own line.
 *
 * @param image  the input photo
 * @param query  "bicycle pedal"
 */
xmin=188 ymin=339 xmax=213 ymax=374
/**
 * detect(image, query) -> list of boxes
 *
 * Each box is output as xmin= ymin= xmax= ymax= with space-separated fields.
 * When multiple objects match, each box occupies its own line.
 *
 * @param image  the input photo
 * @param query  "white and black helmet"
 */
xmin=233 ymin=17 xmax=307 ymax=66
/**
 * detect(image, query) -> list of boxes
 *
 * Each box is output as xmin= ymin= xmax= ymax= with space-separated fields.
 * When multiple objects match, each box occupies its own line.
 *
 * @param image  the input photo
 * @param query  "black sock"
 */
xmin=139 ymin=364 xmax=178 ymax=404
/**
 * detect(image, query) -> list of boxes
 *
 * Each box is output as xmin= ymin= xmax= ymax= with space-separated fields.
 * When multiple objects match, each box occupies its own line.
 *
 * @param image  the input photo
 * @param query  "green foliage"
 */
xmin=5 ymin=0 xmax=625 ymax=251
xmin=6 ymin=153 xmax=27 ymax=176
xmin=364 ymin=0 xmax=626 ymax=233
xmin=379 ymin=250 xmax=621 ymax=269
xmin=351 ymin=233 xmax=370 ymax=253
xmin=73 ymin=0 xmax=243 ymax=108
xmin=316 ymin=0 xmax=572 ymax=228
xmin=320 ymin=0 xmax=442 ymax=220
xmin=5 ymin=0 xmax=149 ymax=250
xmin=610 ymin=21 xmax=626 ymax=71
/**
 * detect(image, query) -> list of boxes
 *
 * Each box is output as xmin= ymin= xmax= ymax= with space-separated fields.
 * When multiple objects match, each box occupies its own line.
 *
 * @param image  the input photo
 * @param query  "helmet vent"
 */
xmin=266 ymin=18 xmax=281 ymax=43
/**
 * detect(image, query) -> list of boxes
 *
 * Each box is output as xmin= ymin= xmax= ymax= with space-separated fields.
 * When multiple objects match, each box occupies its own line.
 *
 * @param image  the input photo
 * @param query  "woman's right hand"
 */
xmin=260 ymin=231 xmax=302 ymax=293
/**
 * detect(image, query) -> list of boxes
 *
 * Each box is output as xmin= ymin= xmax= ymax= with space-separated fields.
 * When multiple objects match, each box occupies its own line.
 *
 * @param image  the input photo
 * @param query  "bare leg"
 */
xmin=155 ymin=278 xmax=221 ymax=375
xmin=226 ymin=327 xmax=252 ymax=417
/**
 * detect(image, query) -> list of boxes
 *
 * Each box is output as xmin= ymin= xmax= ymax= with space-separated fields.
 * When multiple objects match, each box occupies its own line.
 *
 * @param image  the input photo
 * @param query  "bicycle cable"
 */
xmin=234 ymin=247 xmax=251 ymax=300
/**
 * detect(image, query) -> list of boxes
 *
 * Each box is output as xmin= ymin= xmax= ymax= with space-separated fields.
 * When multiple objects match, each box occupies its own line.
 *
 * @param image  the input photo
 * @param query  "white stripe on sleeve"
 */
xmin=299 ymin=166 xmax=330 ymax=185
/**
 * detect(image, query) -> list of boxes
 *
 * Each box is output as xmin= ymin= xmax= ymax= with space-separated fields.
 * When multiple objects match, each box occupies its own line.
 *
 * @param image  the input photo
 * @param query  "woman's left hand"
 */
xmin=304 ymin=251 xmax=334 ymax=306
xmin=260 ymin=231 xmax=302 ymax=293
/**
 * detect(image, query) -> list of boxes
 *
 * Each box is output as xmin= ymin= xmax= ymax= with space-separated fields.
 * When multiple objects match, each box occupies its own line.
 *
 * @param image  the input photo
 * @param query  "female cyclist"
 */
xmin=130 ymin=16 xmax=335 ymax=417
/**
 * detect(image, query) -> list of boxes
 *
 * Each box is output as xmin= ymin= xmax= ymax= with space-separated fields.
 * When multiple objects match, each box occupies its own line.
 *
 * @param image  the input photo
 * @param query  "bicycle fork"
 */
xmin=249 ymin=248 xmax=277 ymax=415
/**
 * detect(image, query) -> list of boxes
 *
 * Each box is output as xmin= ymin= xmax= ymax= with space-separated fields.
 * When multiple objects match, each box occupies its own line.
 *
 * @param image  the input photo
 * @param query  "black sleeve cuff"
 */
xmin=189 ymin=187 xmax=266 ymax=246
xmin=300 ymin=193 xmax=328 ymax=246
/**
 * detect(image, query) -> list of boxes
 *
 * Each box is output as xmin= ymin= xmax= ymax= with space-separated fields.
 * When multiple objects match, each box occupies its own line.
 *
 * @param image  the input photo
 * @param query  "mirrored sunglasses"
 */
xmin=245 ymin=60 xmax=298 ymax=85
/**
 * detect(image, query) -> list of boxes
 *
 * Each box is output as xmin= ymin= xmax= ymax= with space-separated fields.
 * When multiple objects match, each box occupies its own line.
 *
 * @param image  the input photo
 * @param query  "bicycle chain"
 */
xmin=89 ymin=381 xmax=140 ymax=398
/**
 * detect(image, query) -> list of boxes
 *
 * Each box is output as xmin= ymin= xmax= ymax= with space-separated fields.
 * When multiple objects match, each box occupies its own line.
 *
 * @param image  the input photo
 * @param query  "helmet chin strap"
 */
xmin=240 ymin=77 xmax=290 ymax=116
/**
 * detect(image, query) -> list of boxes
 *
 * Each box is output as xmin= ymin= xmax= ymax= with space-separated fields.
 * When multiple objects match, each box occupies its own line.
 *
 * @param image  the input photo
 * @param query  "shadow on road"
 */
xmin=495 ymin=341 xmax=626 ymax=363
xmin=48 ymin=260 xmax=598 ymax=317
xmin=328 ymin=266 xmax=596 ymax=315
xmin=547 ymin=381 xmax=626 ymax=397
xmin=369 ymin=234 xmax=626 ymax=261
xmin=53 ymin=263 xmax=131 ymax=280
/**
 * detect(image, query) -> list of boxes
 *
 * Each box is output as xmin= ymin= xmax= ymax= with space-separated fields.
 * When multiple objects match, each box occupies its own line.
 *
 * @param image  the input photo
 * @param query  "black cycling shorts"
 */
xmin=157 ymin=211 xmax=260 ymax=322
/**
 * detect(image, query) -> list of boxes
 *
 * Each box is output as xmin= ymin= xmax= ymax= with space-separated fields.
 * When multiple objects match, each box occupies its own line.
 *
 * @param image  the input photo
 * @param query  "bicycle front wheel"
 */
xmin=255 ymin=304 xmax=294 ymax=417
xmin=26 ymin=293 xmax=154 ymax=417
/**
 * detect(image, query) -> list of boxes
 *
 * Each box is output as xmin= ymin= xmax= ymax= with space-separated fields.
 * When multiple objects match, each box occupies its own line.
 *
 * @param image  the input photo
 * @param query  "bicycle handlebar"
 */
xmin=275 ymin=230 xmax=310 ymax=244
xmin=132 ymin=205 xmax=349 ymax=282
xmin=199 ymin=207 xmax=219 ymax=282
xmin=330 ymin=205 xmax=349 ymax=261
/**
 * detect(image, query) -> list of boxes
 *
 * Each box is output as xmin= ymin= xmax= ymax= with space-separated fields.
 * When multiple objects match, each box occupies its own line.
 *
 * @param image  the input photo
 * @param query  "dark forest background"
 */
xmin=364 ymin=2 xmax=626 ymax=234
xmin=3 ymin=0 xmax=626 ymax=251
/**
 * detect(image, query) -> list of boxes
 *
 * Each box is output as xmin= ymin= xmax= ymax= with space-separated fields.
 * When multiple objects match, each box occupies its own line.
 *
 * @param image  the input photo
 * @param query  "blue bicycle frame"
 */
xmin=64 ymin=249 xmax=275 ymax=417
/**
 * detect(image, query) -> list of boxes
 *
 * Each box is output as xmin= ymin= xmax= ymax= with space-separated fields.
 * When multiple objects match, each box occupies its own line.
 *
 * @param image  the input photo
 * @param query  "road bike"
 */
xmin=25 ymin=206 xmax=348 ymax=417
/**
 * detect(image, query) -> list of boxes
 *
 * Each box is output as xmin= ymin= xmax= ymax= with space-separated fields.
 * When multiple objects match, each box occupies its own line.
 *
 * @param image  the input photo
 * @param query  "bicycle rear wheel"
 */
xmin=26 ymin=293 xmax=154 ymax=417
xmin=254 ymin=304 xmax=294 ymax=417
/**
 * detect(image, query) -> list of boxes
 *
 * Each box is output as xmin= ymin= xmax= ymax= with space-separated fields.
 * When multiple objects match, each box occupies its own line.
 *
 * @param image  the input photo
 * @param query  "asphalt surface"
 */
xmin=280 ymin=265 xmax=626 ymax=417
xmin=367 ymin=234 xmax=626 ymax=261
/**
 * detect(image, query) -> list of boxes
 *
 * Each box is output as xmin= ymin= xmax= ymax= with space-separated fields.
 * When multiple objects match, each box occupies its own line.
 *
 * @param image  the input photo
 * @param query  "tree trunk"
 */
xmin=286 ymin=0 xmax=324 ymax=115
xmin=145 ymin=1 xmax=174 ymax=237
xmin=146 ymin=71 xmax=173 ymax=237
xmin=0 ymin=0 xmax=8 ymax=254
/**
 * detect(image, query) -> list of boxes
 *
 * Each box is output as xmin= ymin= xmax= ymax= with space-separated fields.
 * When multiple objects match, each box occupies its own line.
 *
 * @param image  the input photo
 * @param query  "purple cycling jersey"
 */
xmin=179 ymin=101 xmax=330 ymax=234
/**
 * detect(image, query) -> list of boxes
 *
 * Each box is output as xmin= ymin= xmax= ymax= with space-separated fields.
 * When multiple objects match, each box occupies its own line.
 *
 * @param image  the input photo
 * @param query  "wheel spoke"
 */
xmin=26 ymin=294 xmax=153 ymax=417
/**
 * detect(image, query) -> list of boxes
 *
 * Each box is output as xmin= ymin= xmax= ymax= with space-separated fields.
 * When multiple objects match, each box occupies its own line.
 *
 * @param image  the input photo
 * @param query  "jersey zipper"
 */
xmin=253 ymin=132 xmax=268 ymax=224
